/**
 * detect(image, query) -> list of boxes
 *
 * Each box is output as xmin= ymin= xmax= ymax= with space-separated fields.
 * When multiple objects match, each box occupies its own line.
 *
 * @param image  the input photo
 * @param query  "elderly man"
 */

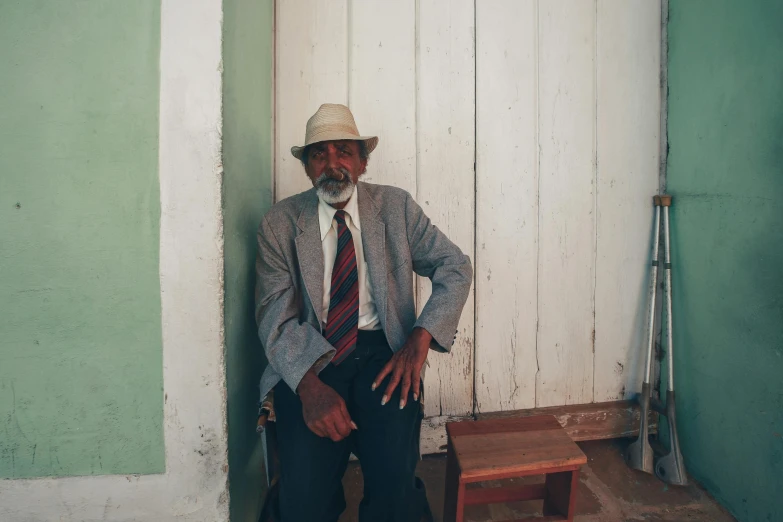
xmin=255 ymin=103 xmax=472 ymax=522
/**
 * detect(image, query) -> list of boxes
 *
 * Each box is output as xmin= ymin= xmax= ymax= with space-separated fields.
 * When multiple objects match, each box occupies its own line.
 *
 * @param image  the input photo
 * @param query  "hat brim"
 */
xmin=291 ymin=133 xmax=379 ymax=160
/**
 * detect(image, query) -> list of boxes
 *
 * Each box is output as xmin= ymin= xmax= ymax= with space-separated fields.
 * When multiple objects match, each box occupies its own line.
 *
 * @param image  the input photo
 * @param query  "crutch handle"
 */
xmin=659 ymin=194 xmax=673 ymax=207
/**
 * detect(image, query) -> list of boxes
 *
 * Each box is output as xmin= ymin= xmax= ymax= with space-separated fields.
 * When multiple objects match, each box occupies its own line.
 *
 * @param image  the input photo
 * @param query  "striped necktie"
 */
xmin=325 ymin=210 xmax=359 ymax=364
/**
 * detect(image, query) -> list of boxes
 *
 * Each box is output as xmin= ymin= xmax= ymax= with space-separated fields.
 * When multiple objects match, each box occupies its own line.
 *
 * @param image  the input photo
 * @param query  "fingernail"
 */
xmin=351 ymin=422 xmax=358 ymax=430
xmin=413 ymin=393 xmax=419 ymax=402
xmin=399 ymin=400 xmax=405 ymax=410
xmin=371 ymin=382 xmax=377 ymax=391
xmin=381 ymin=395 xmax=388 ymax=406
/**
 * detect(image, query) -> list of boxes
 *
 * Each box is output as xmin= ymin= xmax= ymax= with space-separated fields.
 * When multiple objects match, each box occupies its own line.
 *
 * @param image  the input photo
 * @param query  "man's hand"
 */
xmin=297 ymin=370 xmax=357 ymax=441
xmin=372 ymin=327 xmax=432 ymax=409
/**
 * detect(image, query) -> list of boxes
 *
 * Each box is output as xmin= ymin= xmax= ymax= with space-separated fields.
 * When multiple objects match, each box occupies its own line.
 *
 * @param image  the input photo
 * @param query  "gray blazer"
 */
xmin=255 ymin=181 xmax=473 ymax=399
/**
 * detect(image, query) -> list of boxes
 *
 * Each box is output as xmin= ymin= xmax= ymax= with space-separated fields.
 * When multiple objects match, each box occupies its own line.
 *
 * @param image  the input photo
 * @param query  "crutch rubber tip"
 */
xmin=659 ymin=194 xmax=673 ymax=207
xmin=653 ymin=195 xmax=662 ymax=206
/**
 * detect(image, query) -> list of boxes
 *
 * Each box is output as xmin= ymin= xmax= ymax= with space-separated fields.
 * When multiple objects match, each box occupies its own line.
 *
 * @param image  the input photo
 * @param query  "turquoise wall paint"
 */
xmin=0 ymin=2 xmax=164 ymax=477
xmin=222 ymin=0 xmax=274 ymax=519
xmin=667 ymin=1 xmax=783 ymax=521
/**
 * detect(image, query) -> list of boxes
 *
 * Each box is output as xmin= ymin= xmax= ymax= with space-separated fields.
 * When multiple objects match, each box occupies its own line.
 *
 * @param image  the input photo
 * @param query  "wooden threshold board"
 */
xmin=476 ymin=400 xmax=657 ymax=442
xmin=421 ymin=400 xmax=656 ymax=454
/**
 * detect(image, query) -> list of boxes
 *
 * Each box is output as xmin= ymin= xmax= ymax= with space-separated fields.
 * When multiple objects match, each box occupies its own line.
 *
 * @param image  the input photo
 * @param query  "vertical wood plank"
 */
xmin=348 ymin=0 xmax=417 ymax=195
xmin=594 ymin=0 xmax=661 ymax=401
xmin=475 ymin=0 xmax=539 ymax=412
xmin=536 ymin=0 xmax=596 ymax=407
xmin=416 ymin=0 xmax=476 ymax=417
xmin=275 ymin=0 xmax=348 ymax=201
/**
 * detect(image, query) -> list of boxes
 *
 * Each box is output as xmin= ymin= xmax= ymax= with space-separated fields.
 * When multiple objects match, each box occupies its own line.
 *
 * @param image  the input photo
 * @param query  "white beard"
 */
xmin=317 ymin=183 xmax=354 ymax=204
xmin=315 ymin=171 xmax=355 ymax=204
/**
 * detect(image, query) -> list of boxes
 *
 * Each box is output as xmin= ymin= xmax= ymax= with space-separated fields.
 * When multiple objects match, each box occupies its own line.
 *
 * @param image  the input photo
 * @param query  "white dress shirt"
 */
xmin=318 ymin=185 xmax=381 ymax=331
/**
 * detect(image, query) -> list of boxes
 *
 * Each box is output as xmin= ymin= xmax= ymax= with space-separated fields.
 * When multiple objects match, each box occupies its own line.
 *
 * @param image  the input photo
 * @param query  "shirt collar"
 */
xmin=317 ymin=184 xmax=361 ymax=241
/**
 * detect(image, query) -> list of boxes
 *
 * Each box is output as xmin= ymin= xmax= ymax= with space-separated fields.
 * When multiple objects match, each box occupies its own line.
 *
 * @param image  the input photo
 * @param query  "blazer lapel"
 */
xmin=358 ymin=182 xmax=388 ymax=329
xmin=294 ymin=190 xmax=325 ymax=327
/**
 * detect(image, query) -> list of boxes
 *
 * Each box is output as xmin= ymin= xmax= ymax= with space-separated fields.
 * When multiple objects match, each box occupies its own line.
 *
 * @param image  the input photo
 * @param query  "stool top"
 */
xmin=446 ymin=415 xmax=587 ymax=480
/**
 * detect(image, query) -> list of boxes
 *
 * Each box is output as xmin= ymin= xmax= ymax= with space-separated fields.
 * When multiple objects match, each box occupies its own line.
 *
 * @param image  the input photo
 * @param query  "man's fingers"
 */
xmin=412 ymin=375 xmax=422 ymax=402
xmin=336 ymin=419 xmax=352 ymax=439
xmin=308 ymin=421 xmax=325 ymax=438
xmin=324 ymin=419 xmax=343 ymax=442
xmin=333 ymin=406 xmax=353 ymax=438
xmin=382 ymin=365 xmax=403 ymax=406
xmin=338 ymin=400 xmax=356 ymax=431
xmin=310 ymin=414 xmax=347 ymax=441
xmin=399 ymin=372 xmax=412 ymax=409
xmin=372 ymin=358 xmax=395 ymax=392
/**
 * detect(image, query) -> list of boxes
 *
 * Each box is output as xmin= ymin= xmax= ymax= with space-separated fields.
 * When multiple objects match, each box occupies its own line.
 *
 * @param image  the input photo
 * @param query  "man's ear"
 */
xmin=360 ymin=159 xmax=368 ymax=175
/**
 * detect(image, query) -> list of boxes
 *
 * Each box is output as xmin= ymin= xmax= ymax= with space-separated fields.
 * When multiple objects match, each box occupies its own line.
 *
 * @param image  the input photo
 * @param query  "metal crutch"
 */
xmin=650 ymin=195 xmax=688 ymax=485
xmin=626 ymin=196 xmax=661 ymax=474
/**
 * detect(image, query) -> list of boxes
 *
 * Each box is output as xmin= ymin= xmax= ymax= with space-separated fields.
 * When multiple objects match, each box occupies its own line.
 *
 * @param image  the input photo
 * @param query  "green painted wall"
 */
xmin=667 ymin=1 xmax=783 ymax=520
xmin=222 ymin=0 xmax=274 ymax=519
xmin=0 ymin=1 xmax=164 ymax=477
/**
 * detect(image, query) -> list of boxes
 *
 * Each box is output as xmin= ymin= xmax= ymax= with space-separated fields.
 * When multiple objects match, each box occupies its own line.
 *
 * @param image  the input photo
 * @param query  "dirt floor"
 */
xmin=340 ymin=439 xmax=736 ymax=522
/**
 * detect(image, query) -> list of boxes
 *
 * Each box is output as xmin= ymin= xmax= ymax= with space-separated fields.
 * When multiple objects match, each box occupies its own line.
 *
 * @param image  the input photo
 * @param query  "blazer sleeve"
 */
xmin=255 ymin=215 xmax=335 ymax=392
xmin=405 ymin=193 xmax=473 ymax=352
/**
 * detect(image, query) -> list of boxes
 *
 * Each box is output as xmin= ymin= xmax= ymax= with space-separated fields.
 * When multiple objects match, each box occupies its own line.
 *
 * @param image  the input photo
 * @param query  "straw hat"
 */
xmin=290 ymin=103 xmax=379 ymax=160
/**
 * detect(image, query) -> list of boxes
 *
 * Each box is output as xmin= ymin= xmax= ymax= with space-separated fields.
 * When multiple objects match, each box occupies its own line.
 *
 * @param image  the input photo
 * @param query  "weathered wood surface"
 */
xmin=275 ymin=0 xmax=348 ymax=201
xmin=535 ymin=0 xmax=597 ymax=408
xmin=475 ymin=0 xmax=539 ymax=413
xmin=348 ymin=0 xmax=416 ymax=195
xmin=452 ymin=429 xmax=585 ymax=480
xmin=422 ymin=400 xmax=656 ymax=455
xmin=420 ymin=414 xmax=472 ymax=456
xmin=593 ymin=0 xmax=662 ymax=402
xmin=477 ymin=400 xmax=656 ymax=442
xmin=416 ymin=0 xmax=476 ymax=418
xmin=275 ymin=0 xmax=476 ymax=417
xmin=274 ymin=0 xmax=662 ymax=416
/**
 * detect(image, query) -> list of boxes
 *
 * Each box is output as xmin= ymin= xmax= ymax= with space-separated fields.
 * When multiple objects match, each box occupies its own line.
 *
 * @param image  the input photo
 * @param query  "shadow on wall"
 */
xmin=222 ymin=0 xmax=274 ymax=520
xmin=666 ymin=2 xmax=783 ymax=519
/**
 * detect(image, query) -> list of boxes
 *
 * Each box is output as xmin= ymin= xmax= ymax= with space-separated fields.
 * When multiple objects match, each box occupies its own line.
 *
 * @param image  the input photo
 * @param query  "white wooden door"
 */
xmin=274 ymin=0 xmax=662 ymax=438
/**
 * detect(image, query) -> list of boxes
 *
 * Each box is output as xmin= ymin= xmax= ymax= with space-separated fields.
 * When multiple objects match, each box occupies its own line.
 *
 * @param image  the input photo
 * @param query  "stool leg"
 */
xmin=542 ymin=469 xmax=580 ymax=521
xmin=443 ymin=438 xmax=465 ymax=522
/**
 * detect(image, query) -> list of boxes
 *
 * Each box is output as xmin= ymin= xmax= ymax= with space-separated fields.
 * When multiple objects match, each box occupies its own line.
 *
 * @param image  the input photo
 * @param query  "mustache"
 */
xmin=316 ymin=168 xmax=352 ymax=185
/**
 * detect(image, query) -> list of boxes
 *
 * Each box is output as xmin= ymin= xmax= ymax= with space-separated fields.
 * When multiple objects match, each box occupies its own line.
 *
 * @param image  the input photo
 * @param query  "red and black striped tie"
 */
xmin=325 ymin=210 xmax=359 ymax=364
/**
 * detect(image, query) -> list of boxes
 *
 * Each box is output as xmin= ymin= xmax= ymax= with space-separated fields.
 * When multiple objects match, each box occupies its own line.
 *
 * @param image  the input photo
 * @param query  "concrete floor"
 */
xmin=340 ymin=439 xmax=736 ymax=522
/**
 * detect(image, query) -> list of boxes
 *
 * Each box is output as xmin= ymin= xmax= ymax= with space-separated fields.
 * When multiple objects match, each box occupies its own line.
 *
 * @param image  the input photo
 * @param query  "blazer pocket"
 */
xmin=388 ymin=258 xmax=410 ymax=275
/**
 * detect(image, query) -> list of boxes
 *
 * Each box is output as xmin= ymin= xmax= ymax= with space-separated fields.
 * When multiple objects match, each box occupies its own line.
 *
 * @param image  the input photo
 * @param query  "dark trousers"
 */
xmin=274 ymin=329 xmax=429 ymax=522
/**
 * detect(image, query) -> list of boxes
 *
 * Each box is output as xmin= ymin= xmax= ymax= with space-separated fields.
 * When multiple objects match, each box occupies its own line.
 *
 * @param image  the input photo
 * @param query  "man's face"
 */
xmin=304 ymin=140 xmax=367 ymax=205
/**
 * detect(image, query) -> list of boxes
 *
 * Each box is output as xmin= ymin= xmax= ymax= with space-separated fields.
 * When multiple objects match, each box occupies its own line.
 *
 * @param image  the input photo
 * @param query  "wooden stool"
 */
xmin=444 ymin=415 xmax=587 ymax=522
